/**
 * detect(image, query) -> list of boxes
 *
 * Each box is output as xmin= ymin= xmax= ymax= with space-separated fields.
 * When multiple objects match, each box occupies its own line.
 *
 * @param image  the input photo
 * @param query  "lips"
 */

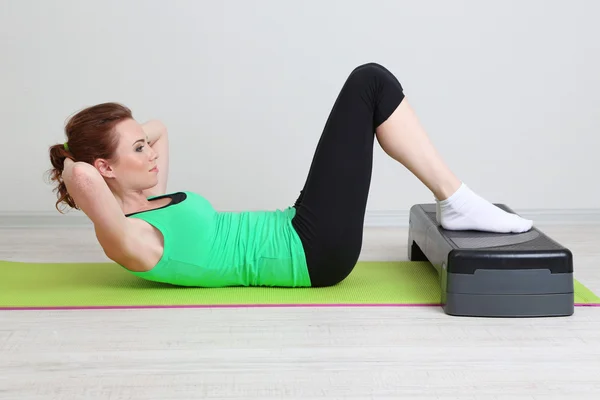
xmin=150 ymin=166 xmax=159 ymax=172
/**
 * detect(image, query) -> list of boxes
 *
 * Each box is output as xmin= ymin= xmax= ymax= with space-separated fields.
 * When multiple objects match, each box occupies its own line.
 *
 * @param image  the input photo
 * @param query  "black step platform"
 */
xmin=408 ymin=204 xmax=574 ymax=317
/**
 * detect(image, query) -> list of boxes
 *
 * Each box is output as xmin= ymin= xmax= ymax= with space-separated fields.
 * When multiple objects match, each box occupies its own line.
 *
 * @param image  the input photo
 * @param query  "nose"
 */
xmin=149 ymin=146 xmax=159 ymax=160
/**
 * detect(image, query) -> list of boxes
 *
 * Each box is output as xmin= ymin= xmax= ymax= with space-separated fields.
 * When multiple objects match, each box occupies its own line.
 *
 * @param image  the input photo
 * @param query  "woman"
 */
xmin=48 ymin=63 xmax=533 ymax=288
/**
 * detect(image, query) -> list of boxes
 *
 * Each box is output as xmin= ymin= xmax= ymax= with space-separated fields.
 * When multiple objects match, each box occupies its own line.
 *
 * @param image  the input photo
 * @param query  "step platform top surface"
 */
xmin=413 ymin=204 xmax=568 ymax=252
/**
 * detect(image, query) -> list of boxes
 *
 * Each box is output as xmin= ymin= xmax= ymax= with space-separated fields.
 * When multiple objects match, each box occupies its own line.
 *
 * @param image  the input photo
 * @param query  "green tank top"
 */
xmin=123 ymin=191 xmax=312 ymax=287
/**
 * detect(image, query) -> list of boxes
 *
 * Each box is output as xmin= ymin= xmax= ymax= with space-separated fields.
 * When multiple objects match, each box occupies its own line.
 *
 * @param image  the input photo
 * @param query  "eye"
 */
xmin=136 ymin=145 xmax=145 ymax=152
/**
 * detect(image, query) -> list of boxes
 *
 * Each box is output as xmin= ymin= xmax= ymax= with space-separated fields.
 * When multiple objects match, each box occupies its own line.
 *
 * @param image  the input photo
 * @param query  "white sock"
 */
xmin=438 ymin=183 xmax=533 ymax=233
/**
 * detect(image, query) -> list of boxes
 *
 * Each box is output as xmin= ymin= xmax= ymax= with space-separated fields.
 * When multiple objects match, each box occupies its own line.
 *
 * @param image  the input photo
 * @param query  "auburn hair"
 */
xmin=47 ymin=102 xmax=133 ymax=212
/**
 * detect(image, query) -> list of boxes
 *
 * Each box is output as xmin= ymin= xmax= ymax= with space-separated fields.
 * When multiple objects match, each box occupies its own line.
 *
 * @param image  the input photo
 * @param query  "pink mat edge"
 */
xmin=0 ymin=302 xmax=598 ymax=311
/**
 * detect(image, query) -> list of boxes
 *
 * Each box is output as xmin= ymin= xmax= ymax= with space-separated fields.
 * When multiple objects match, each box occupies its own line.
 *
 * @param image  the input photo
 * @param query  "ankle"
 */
xmin=434 ymin=179 xmax=463 ymax=202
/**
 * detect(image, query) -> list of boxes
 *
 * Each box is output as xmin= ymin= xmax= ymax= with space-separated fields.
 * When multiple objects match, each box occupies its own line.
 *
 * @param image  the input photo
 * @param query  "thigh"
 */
xmin=292 ymin=63 xmax=405 ymax=286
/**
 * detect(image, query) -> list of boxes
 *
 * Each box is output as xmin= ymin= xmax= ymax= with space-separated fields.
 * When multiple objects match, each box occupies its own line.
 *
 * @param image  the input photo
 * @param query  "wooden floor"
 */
xmin=1 ymin=224 xmax=599 ymax=399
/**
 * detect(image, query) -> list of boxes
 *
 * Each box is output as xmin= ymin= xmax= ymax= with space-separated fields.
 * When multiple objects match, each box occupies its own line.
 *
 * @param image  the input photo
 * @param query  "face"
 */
xmin=95 ymin=118 xmax=159 ymax=192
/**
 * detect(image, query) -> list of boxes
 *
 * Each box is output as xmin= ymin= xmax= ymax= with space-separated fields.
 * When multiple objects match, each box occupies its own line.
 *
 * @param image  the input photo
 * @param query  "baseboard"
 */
xmin=0 ymin=211 xmax=92 ymax=228
xmin=1 ymin=208 xmax=600 ymax=229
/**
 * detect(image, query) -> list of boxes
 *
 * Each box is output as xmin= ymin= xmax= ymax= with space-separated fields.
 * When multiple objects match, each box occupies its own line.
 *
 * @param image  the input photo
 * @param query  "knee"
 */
xmin=345 ymin=62 xmax=401 ymax=95
xmin=348 ymin=62 xmax=392 ymax=82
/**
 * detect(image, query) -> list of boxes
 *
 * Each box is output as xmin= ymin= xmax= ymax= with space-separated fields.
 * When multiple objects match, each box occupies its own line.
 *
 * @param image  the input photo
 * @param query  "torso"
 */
xmin=102 ymin=191 xmax=312 ymax=288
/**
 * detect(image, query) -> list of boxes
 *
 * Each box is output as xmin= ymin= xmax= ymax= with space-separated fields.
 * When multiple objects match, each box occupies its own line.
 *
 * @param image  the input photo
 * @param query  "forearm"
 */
xmin=141 ymin=119 xmax=167 ymax=146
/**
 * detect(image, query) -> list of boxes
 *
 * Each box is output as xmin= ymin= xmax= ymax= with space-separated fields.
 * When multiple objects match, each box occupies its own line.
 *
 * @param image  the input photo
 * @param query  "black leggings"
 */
xmin=291 ymin=63 xmax=405 ymax=287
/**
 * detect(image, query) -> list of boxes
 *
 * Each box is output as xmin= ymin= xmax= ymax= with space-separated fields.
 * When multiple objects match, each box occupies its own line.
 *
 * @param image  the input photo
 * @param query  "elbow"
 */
xmin=156 ymin=120 xmax=168 ymax=138
xmin=65 ymin=163 xmax=101 ymax=193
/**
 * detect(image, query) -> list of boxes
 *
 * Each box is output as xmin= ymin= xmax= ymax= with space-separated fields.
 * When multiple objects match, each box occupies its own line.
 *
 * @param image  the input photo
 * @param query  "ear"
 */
xmin=94 ymin=158 xmax=116 ymax=179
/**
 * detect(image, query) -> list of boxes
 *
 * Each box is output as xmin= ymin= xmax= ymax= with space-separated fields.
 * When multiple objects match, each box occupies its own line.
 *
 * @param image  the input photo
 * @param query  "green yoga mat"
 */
xmin=1 ymin=260 xmax=599 ymax=310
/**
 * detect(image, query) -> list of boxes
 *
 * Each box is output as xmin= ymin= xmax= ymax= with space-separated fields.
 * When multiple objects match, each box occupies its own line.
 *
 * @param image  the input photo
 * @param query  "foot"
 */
xmin=436 ymin=183 xmax=533 ymax=233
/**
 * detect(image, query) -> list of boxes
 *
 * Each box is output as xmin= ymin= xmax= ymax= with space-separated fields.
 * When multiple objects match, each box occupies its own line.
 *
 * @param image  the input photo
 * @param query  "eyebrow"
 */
xmin=132 ymin=137 xmax=149 ymax=146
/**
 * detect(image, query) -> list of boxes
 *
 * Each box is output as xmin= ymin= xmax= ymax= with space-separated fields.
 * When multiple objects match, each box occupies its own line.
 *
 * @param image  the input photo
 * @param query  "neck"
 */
xmin=113 ymin=189 xmax=150 ymax=215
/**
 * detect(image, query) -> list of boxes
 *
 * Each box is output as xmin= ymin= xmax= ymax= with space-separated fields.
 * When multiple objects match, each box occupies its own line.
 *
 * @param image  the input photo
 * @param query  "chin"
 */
xmin=147 ymin=179 xmax=160 ymax=190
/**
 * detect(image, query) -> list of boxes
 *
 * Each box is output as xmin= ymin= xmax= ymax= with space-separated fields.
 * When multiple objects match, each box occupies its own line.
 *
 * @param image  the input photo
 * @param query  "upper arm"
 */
xmin=63 ymin=162 xmax=134 ymax=260
xmin=142 ymin=121 xmax=169 ymax=198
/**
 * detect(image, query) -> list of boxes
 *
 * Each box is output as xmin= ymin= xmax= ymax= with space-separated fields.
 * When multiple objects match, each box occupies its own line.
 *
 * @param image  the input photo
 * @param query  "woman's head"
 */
xmin=48 ymin=102 xmax=159 ymax=212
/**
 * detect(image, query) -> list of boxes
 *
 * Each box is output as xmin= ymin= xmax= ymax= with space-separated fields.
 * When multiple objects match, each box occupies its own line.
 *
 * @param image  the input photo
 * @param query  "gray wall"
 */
xmin=1 ymin=0 xmax=598 ymax=217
